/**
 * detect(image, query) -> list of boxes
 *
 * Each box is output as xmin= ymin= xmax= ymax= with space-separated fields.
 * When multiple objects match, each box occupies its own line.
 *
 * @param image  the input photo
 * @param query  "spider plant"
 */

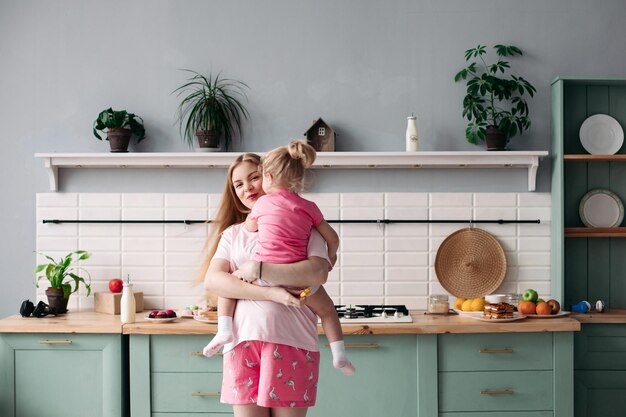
xmin=173 ymin=69 xmax=250 ymax=150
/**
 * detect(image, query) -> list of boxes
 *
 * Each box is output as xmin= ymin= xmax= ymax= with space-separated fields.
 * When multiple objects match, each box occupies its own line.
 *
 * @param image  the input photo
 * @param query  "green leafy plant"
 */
xmin=173 ymin=69 xmax=250 ymax=150
xmin=454 ymin=44 xmax=536 ymax=144
xmin=93 ymin=108 xmax=146 ymax=142
xmin=34 ymin=250 xmax=92 ymax=298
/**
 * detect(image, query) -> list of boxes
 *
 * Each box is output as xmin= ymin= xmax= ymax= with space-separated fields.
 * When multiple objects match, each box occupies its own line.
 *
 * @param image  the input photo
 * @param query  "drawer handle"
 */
xmin=39 ymin=340 xmax=72 ymax=345
xmin=192 ymin=392 xmax=221 ymax=397
xmin=480 ymin=389 xmax=513 ymax=395
xmin=191 ymin=351 xmax=223 ymax=356
xmin=324 ymin=343 xmax=379 ymax=349
xmin=479 ymin=348 xmax=513 ymax=353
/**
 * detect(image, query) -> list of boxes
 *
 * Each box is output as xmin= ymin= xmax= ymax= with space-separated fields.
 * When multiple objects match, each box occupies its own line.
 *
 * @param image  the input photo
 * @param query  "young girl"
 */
xmin=203 ymin=141 xmax=355 ymax=376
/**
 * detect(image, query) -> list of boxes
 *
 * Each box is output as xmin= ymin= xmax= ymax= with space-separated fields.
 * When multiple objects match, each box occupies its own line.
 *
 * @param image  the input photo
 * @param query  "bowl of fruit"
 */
xmin=145 ymin=309 xmax=179 ymax=323
xmin=517 ymin=288 xmax=568 ymax=318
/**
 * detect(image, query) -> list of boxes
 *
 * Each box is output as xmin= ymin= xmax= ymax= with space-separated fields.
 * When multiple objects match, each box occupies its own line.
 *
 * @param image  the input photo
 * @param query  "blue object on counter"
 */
xmin=571 ymin=300 xmax=591 ymax=313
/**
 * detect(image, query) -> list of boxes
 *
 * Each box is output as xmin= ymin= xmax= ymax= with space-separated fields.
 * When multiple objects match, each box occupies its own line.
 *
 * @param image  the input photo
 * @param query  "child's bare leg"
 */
xmin=203 ymin=297 xmax=236 ymax=357
xmin=305 ymin=288 xmax=355 ymax=376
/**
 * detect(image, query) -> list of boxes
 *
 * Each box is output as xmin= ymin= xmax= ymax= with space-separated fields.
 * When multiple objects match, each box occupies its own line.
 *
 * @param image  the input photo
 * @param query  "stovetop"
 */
xmin=333 ymin=305 xmax=413 ymax=323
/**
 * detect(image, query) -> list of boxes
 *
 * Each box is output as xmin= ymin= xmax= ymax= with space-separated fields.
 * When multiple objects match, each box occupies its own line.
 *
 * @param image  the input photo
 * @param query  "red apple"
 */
xmin=108 ymin=278 xmax=123 ymax=293
xmin=546 ymin=299 xmax=561 ymax=314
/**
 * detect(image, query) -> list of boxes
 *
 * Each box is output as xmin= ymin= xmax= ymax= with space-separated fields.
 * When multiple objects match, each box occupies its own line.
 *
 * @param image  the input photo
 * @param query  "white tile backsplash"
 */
xmin=36 ymin=192 xmax=553 ymax=309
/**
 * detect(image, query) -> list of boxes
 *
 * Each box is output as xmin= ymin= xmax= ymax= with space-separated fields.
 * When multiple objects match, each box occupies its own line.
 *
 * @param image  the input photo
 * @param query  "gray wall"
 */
xmin=2 ymin=0 xmax=625 ymax=318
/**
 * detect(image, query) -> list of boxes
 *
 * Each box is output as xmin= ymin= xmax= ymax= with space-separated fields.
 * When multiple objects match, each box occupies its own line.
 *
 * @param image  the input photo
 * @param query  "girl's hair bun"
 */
xmin=287 ymin=140 xmax=316 ymax=169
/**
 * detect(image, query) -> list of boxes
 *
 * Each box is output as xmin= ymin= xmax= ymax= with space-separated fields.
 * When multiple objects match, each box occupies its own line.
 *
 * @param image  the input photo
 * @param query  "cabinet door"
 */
xmin=575 ymin=370 xmax=626 ymax=417
xmin=0 ymin=333 xmax=126 ymax=417
xmin=308 ymin=335 xmax=417 ymax=417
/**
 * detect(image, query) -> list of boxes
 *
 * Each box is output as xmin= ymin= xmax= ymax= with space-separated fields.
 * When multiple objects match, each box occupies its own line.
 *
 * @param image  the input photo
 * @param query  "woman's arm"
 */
xmin=234 ymin=257 xmax=328 ymax=287
xmin=204 ymin=258 xmax=305 ymax=307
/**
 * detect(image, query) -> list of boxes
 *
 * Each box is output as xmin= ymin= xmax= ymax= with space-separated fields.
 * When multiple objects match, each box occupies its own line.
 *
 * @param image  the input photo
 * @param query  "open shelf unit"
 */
xmin=35 ymin=151 xmax=547 ymax=192
xmin=551 ymin=77 xmax=626 ymax=308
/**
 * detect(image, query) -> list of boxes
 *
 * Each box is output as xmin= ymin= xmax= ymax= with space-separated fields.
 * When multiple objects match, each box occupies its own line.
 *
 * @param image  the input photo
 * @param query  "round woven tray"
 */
xmin=434 ymin=227 xmax=507 ymax=298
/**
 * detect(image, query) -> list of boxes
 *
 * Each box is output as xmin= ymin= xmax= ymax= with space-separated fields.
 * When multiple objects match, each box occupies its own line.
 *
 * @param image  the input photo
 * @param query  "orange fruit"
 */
xmin=517 ymin=300 xmax=536 ymax=315
xmin=536 ymin=302 xmax=552 ymax=315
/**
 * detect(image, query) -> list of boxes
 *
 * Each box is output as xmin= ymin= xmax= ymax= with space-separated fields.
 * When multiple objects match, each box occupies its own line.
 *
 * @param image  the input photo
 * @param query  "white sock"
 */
xmin=202 ymin=316 xmax=233 ymax=357
xmin=330 ymin=340 xmax=355 ymax=376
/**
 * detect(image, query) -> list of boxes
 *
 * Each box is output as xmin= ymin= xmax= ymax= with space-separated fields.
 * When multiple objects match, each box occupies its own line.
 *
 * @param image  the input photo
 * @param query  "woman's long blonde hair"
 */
xmin=261 ymin=140 xmax=316 ymax=193
xmin=196 ymin=153 xmax=261 ymax=286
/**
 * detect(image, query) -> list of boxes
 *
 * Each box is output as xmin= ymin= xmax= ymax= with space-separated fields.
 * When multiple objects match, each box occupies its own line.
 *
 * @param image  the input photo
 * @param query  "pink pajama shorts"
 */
xmin=221 ymin=340 xmax=320 ymax=408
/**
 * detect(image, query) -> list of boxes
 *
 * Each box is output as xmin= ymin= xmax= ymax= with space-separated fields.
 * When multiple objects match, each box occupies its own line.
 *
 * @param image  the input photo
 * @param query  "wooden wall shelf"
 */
xmin=564 ymin=227 xmax=626 ymax=237
xmin=35 ymin=151 xmax=548 ymax=192
xmin=564 ymin=154 xmax=626 ymax=161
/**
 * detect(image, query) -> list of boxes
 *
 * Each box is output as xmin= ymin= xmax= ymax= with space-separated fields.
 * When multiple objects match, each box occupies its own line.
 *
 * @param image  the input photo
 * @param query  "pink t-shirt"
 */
xmin=248 ymin=189 xmax=324 ymax=264
xmin=213 ymin=223 xmax=330 ymax=352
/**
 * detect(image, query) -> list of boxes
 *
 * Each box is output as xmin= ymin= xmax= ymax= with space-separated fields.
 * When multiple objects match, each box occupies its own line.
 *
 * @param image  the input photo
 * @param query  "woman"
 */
xmin=202 ymin=153 xmax=333 ymax=417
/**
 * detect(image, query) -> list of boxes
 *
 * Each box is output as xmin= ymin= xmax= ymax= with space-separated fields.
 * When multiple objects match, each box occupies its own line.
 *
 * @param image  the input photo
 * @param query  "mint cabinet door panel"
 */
xmin=441 ymin=412 xmax=553 ymax=417
xmin=438 ymin=333 xmax=552 ymax=372
xmin=438 ymin=370 xmax=553 ymax=412
xmin=0 ymin=333 xmax=125 ymax=417
xmin=575 ymin=370 xmax=626 ymax=417
xmin=308 ymin=335 xmax=417 ymax=417
xmin=151 ymin=372 xmax=230 ymax=413
xmin=151 ymin=335 xmax=222 ymax=373
xmin=575 ymin=325 xmax=626 ymax=370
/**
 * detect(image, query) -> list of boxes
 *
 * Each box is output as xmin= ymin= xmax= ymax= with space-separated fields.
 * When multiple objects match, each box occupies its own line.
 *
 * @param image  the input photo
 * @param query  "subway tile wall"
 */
xmin=36 ymin=192 xmax=552 ymax=310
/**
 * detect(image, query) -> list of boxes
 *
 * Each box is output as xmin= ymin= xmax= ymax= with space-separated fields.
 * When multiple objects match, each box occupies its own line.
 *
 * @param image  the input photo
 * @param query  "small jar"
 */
xmin=428 ymin=294 xmax=449 ymax=314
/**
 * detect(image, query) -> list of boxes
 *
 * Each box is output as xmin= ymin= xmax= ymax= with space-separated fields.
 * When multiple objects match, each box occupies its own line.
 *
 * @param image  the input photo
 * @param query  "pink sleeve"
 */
xmin=304 ymin=200 xmax=324 ymax=226
xmin=248 ymin=195 xmax=268 ymax=222
xmin=213 ymin=226 xmax=233 ymax=262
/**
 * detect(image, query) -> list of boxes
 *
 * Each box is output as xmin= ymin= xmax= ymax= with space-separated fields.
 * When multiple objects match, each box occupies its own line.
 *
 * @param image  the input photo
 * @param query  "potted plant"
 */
xmin=34 ymin=250 xmax=92 ymax=314
xmin=454 ymin=44 xmax=536 ymax=150
xmin=93 ymin=108 xmax=146 ymax=152
xmin=173 ymin=69 xmax=250 ymax=151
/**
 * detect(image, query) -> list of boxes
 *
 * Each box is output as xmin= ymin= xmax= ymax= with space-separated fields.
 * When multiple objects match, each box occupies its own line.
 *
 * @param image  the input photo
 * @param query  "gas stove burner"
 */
xmin=334 ymin=304 xmax=411 ymax=322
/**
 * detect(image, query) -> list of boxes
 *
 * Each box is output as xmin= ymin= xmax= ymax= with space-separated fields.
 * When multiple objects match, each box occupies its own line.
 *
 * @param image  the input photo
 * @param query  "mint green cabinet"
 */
xmin=309 ymin=335 xmax=419 ymax=417
xmin=574 ymin=324 xmax=626 ymax=417
xmin=130 ymin=334 xmax=232 ymax=417
xmin=438 ymin=332 xmax=574 ymax=417
xmin=0 ymin=333 xmax=126 ymax=417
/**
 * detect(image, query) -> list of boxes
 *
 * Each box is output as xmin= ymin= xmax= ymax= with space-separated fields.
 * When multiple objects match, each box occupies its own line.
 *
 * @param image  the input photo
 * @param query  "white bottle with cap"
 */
xmin=406 ymin=115 xmax=419 ymax=152
xmin=120 ymin=274 xmax=136 ymax=324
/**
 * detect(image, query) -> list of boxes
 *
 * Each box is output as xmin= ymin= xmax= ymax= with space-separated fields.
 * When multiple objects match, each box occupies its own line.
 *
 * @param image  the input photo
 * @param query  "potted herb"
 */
xmin=173 ymin=69 xmax=250 ymax=151
xmin=454 ymin=44 xmax=536 ymax=150
xmin=93 ymin=108 xmax=146 ymax=152
xmin=34 ymin=250 xmax=92 ymax=314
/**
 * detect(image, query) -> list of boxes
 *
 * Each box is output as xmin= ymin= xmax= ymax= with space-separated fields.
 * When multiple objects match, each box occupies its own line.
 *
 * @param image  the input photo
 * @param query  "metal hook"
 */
xmin=469 ymin=219 xmax=474 ymax=229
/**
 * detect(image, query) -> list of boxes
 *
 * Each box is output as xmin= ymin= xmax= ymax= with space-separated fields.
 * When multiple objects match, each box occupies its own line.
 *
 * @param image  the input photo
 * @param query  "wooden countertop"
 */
xmin=0 ymin=311 xmax=122 ymax=333
xmin=0 ymin=310 xmax=600 ymax=335
xmin=123 ymin=311 xmax=580 ymax=335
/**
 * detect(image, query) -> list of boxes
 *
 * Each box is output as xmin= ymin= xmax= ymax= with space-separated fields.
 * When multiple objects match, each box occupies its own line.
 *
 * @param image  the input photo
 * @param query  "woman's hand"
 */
xmin=267 ymin=287 xmax=306 ymax=308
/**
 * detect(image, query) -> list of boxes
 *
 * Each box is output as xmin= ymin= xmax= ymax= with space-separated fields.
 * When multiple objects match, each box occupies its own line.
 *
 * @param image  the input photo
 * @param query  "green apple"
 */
xmin=522 ymin=289 xmax=538 ymax=302
xmin=536 ymin=298 xmax=545 ymax=304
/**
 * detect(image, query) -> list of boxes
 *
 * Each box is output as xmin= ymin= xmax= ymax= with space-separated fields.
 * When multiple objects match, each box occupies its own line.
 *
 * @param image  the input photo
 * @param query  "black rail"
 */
xmin=42 ymin=219 xmax=541 ymax=225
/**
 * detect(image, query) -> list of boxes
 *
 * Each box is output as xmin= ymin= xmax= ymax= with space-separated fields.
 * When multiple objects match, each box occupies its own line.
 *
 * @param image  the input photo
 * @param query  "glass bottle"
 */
xmin=406 ymin=115 xmax=419 ymax=152
xmin=428 ymin=294 xmax=449 ymax=314
xmin=120 ymin=275 xmax=136 ymax=324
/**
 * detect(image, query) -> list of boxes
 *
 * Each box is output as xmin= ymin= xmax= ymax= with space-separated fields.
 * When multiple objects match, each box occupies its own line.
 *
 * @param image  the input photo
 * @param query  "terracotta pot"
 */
xmin=45 ymin=287 xmax=68 ymax=314
xmin=485 ymin=126 xmax=507 ymax=151
xmin=196 ymin=130 xmax=220 ymax=150
xmin=107 ymin=128 xmax=131 ymax=153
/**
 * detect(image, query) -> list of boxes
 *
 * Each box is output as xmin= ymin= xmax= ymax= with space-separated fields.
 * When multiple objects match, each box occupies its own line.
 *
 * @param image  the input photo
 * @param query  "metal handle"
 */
xmin=325 ymin=343 xmax=379 ymax=349
xmin=191 ymin=351 xmax=223 ymax=356
xmin=192 ymin=392 xmax=220 ymax=397
xmin=39 ymin=340 xmax=72 ymax=345
xmin=479 ymin=348 xmax=513 ymax=353
xmin=480 ymin=389 xmax=513 ymax=395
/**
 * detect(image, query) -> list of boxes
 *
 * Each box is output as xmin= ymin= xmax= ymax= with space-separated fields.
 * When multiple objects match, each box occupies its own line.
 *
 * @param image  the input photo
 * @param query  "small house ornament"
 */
xmin=304 ymin=117 xmax=335 ymax=152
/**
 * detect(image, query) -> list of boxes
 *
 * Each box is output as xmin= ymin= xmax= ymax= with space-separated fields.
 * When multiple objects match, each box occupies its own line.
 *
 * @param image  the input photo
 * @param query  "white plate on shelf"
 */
xmin=193 ymin=315 xmax=218 ymax=324
xmin=579 ymin=189 xmax=624 ymax=227
xmin=144 ymin=316 xmax=179 ymax=323
xmin=524 ymin=311 xmax=571 ymax=319
xmin=470 ymin=313 xmax=526 ymax=323
xmin=579 ymin=114 xmax=624 ymax=155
